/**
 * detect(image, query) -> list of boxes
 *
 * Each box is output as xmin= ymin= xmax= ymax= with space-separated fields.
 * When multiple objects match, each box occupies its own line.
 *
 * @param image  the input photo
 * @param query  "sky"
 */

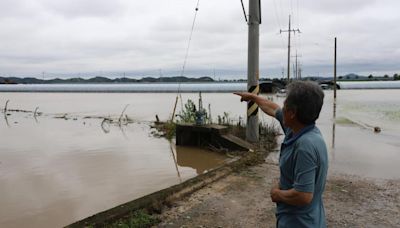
xmin=0 ymin=0 xmax=399 ymax=79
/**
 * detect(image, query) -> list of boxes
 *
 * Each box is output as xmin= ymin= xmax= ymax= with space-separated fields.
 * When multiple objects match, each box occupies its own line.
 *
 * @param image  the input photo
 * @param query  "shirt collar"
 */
xmin=283 ymin=123 xmax=315 ymax=146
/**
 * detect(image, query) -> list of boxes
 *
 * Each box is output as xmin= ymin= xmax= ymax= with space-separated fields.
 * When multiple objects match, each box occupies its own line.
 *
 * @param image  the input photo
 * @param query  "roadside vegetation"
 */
xmin=106 ymin=210 xmax=160 ymax=228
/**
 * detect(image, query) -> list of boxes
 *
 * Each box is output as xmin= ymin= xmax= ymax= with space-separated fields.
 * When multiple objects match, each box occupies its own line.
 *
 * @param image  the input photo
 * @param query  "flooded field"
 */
xmin=0 ymin=89 xmax=399 ymax=227
xmin=0 ymin=95 xmax=228 ymax=228
xmin=269 ymin=89 xmax=400 ymax=180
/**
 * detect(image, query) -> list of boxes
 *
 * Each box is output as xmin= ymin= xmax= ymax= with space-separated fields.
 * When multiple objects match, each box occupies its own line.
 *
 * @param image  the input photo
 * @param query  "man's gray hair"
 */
xmin=285 ymin=81 xmax=325 ymax=125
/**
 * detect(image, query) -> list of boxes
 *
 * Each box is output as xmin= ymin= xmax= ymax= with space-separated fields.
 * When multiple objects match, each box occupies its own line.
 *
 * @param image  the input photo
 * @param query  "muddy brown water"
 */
xmin=0 ymin=90 xmax=399 ymax=227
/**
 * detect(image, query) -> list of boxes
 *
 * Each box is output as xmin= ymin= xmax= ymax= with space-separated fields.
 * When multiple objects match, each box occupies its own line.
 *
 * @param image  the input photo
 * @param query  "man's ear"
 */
xmin=289 ymin=109 xmax=297 ymax=120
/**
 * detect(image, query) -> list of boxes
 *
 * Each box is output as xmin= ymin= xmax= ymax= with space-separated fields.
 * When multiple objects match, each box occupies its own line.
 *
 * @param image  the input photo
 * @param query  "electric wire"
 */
xmin=272 ymin=0 xmax=282 ymax=29
xmin=240 ymin=0 xmax=248 ymax=23
xmin=295 ymin=0 xmax=302 ymax=76
xmin=290 ymin=0 xmax=294 ymax=16
xmin=272 ymin=0 xmax=286 ymax=49
xmin=176 ymin=0 xmax=201 ymax=111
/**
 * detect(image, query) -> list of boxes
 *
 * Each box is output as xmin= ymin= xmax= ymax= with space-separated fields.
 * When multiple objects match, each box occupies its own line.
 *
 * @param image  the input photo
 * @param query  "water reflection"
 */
xmin=176 ymin=145 xmax=227 ymax=174
xmin=169 ymin=142 xmax=182 ymax=183
xmin=331 ymin=97 xmax=337 ymax=160
xmin=100 ymin=119 xmax=110 ymax=133
xmin=3 ymin=113 xmax=10 ymax=127
xmin=0 ymin=113 xmax=229 ymax=228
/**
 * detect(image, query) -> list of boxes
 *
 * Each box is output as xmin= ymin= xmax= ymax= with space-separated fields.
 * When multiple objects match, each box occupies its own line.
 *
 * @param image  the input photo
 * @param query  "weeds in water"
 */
xmin=176 ymin=99 xmax=209 ymax=124
xmin=150 ymin=121 xmax=176 ymax=140
xmin=217 ymin=112 xmax=232 ymax=125
xmin=335 ymin=117 xmax=358 ymax=125
xmin=118 ymin=104 xmax=130 ymax=126
xmin=177 ymin=99 xmax=196 ymax=123
xmin=163 ymin=121 xmax=176 ymax=140
xmin=259 ymin=122 xmax=281 ymax=151
xmin=3 ymin=99 xmax=9 ymax=113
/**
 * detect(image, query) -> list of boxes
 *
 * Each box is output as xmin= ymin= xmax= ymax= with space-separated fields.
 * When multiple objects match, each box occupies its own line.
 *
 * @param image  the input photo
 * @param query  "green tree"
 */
xmin=394 ymin=73 xmax=399 ymax=80
xmin=178 ymin=99 xmax=197 ymax=123
xmin=177 ymin=99 xmax=208 ymax=124
xmin=368 ymin=74 xmax=373 ymax=79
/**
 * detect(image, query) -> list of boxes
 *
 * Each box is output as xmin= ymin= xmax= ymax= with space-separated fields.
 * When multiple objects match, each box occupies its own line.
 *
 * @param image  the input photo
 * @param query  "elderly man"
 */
xmin=235 ymin=81 xmax=328 ymax=228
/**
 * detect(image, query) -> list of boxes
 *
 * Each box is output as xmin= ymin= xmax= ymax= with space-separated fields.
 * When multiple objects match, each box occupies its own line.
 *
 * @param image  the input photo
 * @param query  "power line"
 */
xmin=240 ymin=0 xmax=248 ymax=23
xmin=272 ymin=0 xmax=286 ymax=50
xmin=296 ymin=0 xmax=300 ymax=29
xmin=280 ymin=15 xmax=301 ymax=84
xmin=272 ymin=0 xmax=282 ymax=30
xmin=294 ymin=0 xmax=302 ymax=57
xmin=171 ymin=0 xmax=201 ymax=121
xmin=179 ymin=0 xmax=200 ymax=79
xmin=290 ymin=0 xmax=294 ymax=16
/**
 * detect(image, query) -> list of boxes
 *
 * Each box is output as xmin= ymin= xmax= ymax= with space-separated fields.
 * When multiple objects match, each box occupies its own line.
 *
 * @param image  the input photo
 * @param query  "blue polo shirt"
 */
xmin=275 ymin=109 xmax=328 ymax=228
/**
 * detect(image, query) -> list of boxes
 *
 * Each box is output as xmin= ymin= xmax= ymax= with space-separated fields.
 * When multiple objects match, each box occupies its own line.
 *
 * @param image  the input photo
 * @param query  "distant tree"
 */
xmin=394 ymin=73 xmax=399 ymax=80
xmin=338 ymin=76 xmax=343 ymax=80
xmin=384 ymin=74 xmax=389 ymax=78
xmin=368 ymin=74 xmax=373 ymax=79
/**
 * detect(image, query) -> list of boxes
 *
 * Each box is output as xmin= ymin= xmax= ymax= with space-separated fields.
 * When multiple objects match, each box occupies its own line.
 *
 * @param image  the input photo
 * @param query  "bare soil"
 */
xmin=156 ymin=157 xmax=400 ymax=228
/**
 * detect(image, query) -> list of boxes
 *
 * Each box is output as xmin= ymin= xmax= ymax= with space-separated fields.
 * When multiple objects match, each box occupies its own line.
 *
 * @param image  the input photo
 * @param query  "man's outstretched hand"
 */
xmin=233 ymin=92 xmax=255 ymax=102
xmin=234 ymin=92 xmax=280 ymax=118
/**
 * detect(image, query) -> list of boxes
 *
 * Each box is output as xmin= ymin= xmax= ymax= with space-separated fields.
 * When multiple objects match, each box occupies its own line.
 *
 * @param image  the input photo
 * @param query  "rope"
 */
xmin=272 ymin=0 xmax=282 ymax=29
xmin=290 ymin=0 xmax=294 ymax=16
xmin=178 ymin=0 xmax=201 ymax=106
xmin=273 ymin=0 xmax=286 ymax=49
xmin=171 ymin=0 xmax=201 ymax=122
xmin=179 ymin=0 xmax=200 ymax=85
xmin=296 ymin=0 xmax=302 ymax=57
xmin=240 ymin=0 xmax=248 ymax=23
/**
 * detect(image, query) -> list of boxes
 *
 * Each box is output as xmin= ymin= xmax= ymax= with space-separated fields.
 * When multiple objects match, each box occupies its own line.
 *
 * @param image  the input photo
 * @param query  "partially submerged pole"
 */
xmin=246 ymin=0 xmax=261 ymax=142
xmin=334 ymin=37 xmax=337 ymax=99
xmin=332 ymin=37 xmax=337 ymax=149
xmin=171 ymin=96 xmax=179 ymax=122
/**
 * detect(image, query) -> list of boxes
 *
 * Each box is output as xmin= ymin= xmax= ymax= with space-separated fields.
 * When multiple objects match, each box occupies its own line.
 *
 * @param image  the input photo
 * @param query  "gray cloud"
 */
xmin=300 ymin=0 xmax=377 ymax=14
xmin=0 ymin=0 xmax=399 ymax=78
xmin=40 ymin=0 xmax=125 ymax=18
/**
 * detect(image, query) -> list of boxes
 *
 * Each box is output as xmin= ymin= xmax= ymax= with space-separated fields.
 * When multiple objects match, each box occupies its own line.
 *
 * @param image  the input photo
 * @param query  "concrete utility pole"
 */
xmin=332 ymin=37 xmax=337 ymax=149
xmin=334 ymin=37 xmax=337 ymax=99
xmin=295 ymin=53 xmax=298 ymax=79
xmin=246 ymin=0 xmax=261 ymax=142
xmin=280 ymin=15 xmax=300 ymax=84
xmin=291 ymin=51 xmax=302 ymax=80
xmin=298 ymin=63 xmax=302 ymax=79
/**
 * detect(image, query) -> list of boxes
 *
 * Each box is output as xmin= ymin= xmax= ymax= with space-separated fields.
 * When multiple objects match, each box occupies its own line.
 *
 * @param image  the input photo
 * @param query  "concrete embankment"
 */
xmin=66 ymin=150 xmax=265 ymax=227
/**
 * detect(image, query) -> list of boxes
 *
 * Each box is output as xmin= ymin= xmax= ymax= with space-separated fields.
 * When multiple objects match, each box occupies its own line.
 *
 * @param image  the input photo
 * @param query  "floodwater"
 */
xmin=0 ymin=89 xmax=399 ymax=227
xmin=0 ymin=94 xmax=227 ymax=228
xmin=267 ymin=89 xmax=400 ymax=180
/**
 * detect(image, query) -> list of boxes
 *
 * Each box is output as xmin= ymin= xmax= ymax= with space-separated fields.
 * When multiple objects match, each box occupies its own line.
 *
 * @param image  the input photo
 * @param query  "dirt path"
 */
xmin=156 ymin=158 xmax=400 ymax=228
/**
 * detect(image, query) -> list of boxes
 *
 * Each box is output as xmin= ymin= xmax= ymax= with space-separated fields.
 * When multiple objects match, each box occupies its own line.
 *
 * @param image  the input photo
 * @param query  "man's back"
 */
xmin=277 ymin=126 xmax=328 ymax=228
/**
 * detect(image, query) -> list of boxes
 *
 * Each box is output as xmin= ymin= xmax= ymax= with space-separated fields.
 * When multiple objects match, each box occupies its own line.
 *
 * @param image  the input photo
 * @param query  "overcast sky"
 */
xmin=0 ymin=0 xmax=399 ymax=79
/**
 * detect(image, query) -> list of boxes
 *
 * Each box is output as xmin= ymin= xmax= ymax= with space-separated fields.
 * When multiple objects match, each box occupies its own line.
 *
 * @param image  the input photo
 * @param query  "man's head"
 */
xmin=284 ymin=81 xmax=325 ymax=125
